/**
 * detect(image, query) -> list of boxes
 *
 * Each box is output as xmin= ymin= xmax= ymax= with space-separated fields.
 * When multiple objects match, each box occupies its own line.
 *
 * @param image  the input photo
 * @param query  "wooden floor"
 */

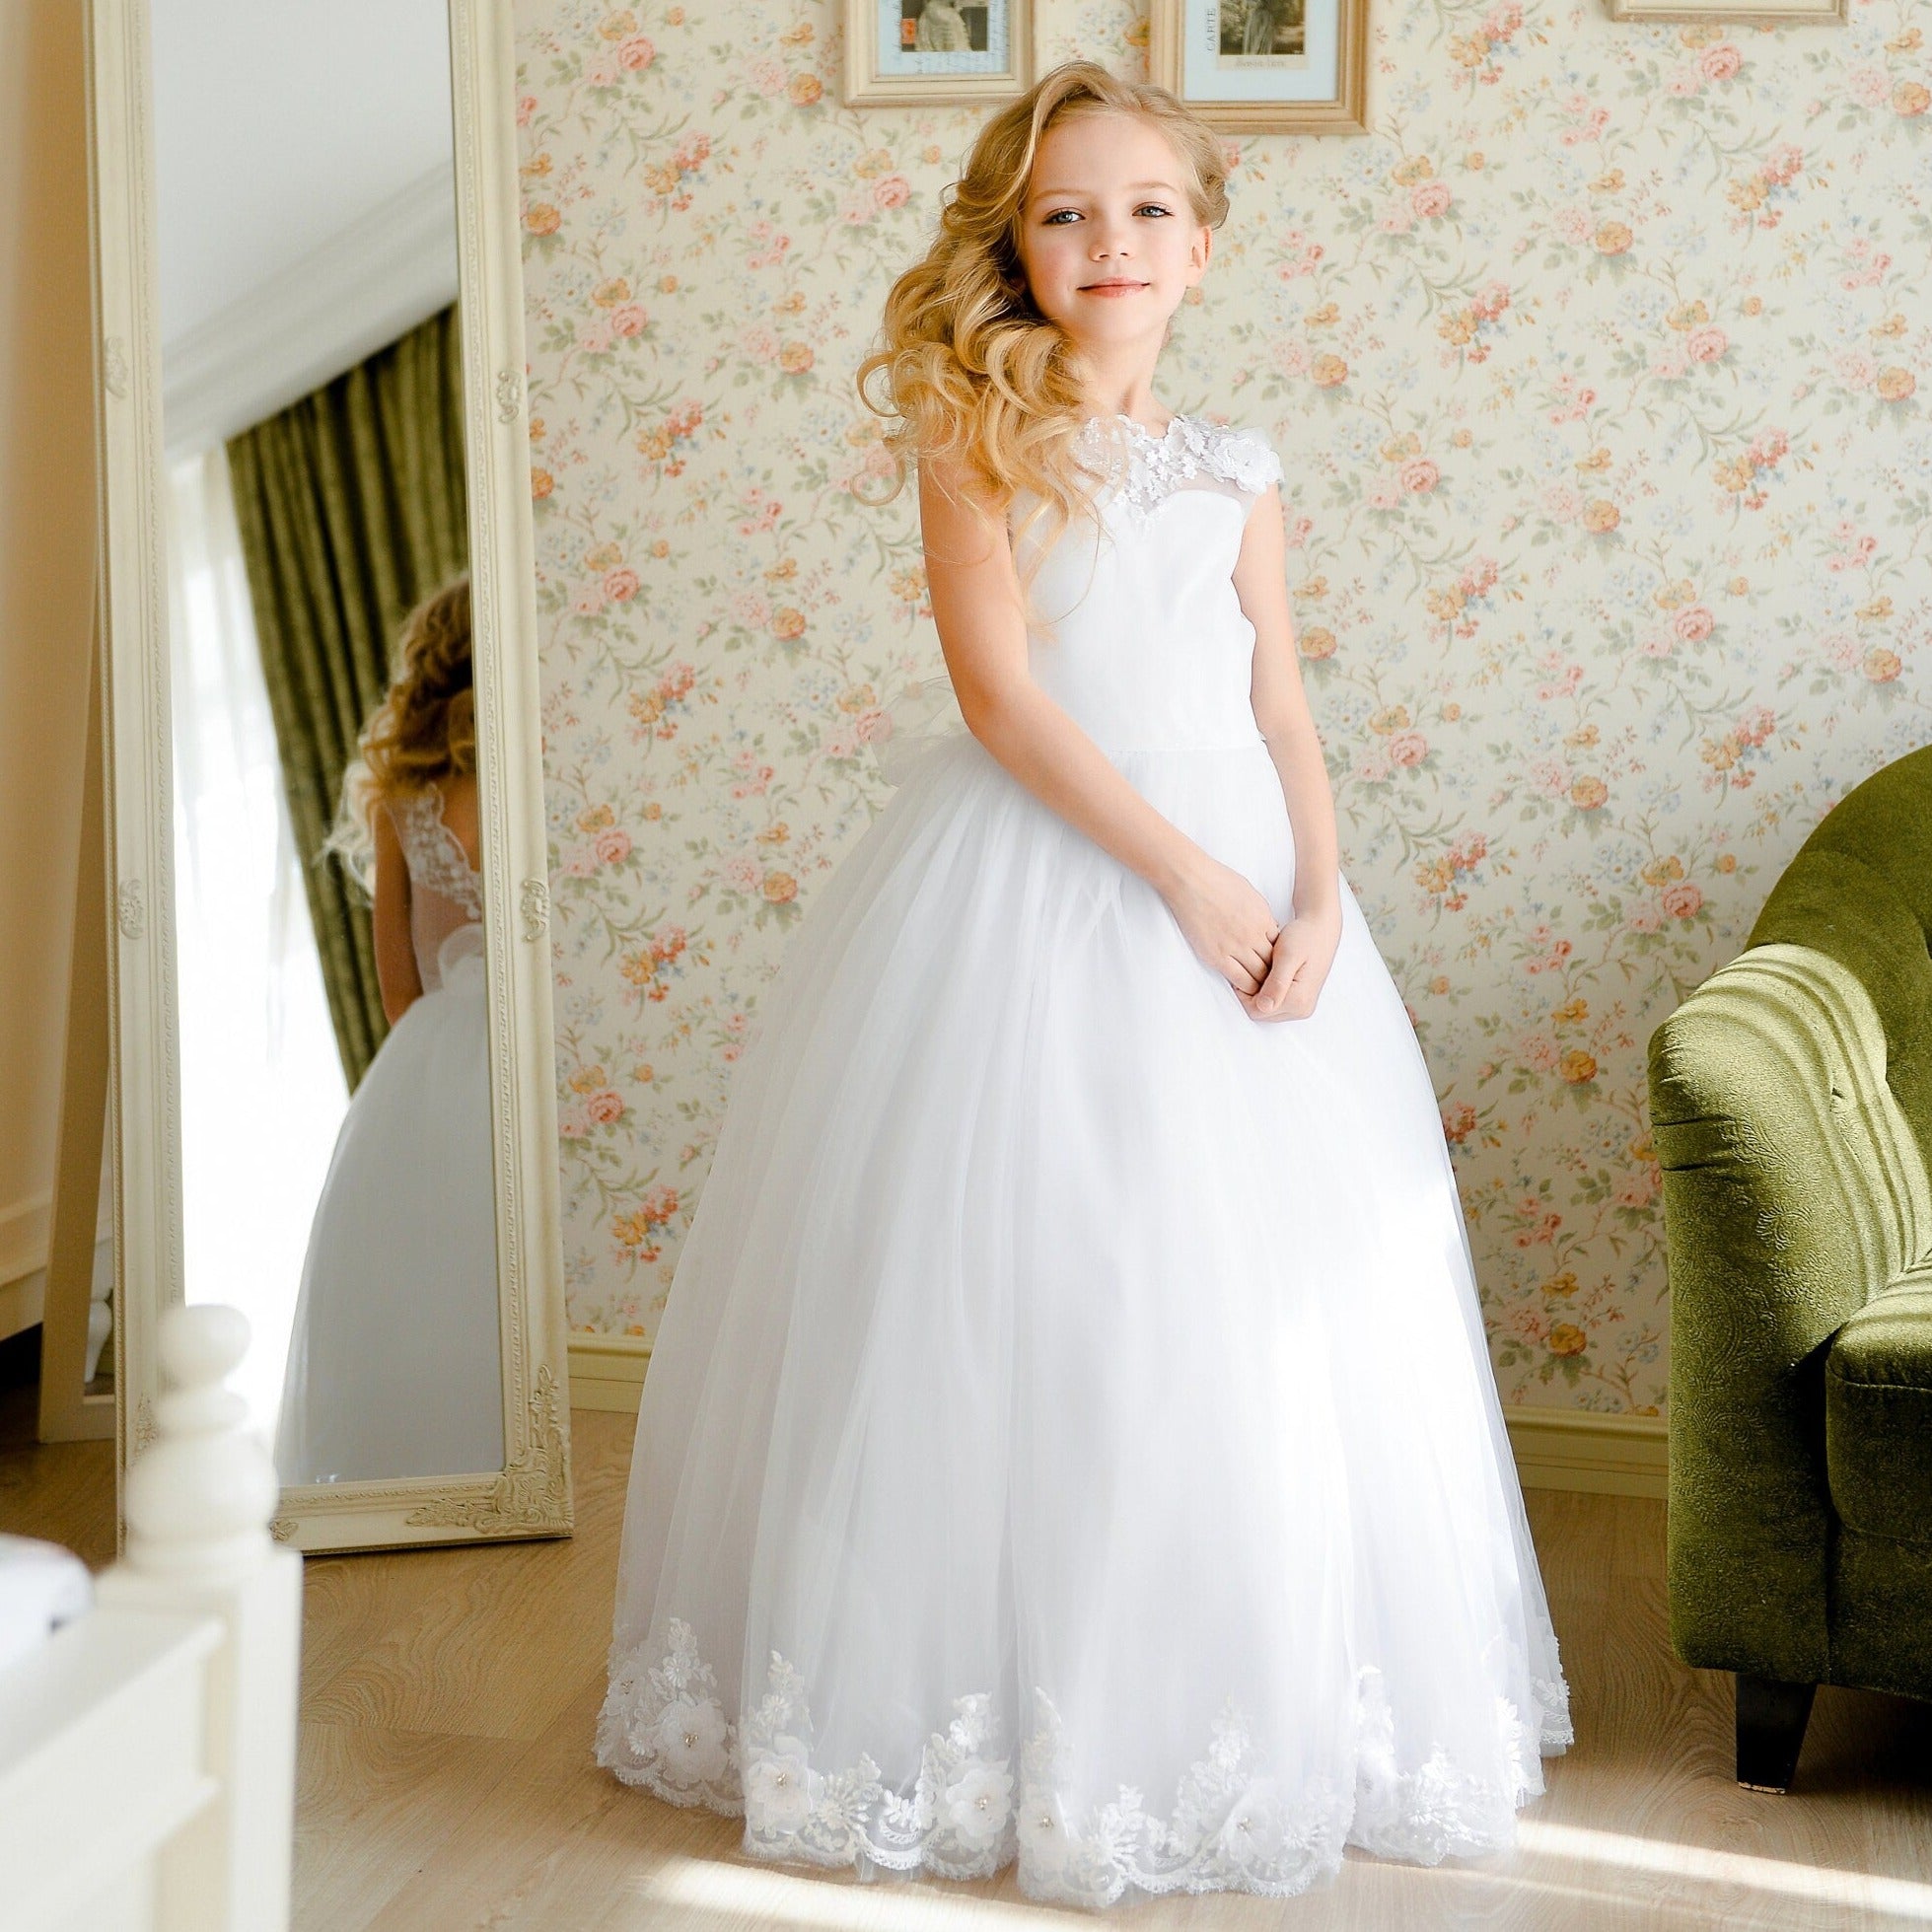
xmin=6 ymin=1395 xmax=1932 ymax=1930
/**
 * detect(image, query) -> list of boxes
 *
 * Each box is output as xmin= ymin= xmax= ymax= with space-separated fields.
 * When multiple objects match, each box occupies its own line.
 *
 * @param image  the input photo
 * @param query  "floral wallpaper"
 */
xmin=515 ymin=0 xmax=1930 ymax=1415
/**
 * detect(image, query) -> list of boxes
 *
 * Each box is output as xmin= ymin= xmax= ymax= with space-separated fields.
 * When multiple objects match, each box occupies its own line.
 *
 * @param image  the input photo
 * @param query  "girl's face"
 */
xmin=1014 ymin=110 xmax=1210 ymax=360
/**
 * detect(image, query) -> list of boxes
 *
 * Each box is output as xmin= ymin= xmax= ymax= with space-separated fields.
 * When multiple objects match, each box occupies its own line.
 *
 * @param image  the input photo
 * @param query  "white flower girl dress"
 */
xmin=596 ymin=414 xmax=1571 ymax=1905
xmin=273 ymin=780 xmax=505 ymax=1486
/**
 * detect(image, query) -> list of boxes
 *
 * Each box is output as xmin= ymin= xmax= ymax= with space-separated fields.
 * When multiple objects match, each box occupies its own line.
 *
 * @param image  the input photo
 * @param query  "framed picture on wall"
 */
xmin=1604 ymin=0 xmax=1842 ymax=19
xmin=1149 ymin=0 xmax=1371 ymax=134
xmin=842 ymin=0 xmax=1036 ymax=107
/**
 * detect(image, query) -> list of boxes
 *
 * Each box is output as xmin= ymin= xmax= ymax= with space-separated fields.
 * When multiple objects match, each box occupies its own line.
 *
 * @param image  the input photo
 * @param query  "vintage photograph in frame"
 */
xmin=843 ymin=0 xmax=1035 ymax=107
xmin=1149 ymin=0 xmax=1371 ymax=135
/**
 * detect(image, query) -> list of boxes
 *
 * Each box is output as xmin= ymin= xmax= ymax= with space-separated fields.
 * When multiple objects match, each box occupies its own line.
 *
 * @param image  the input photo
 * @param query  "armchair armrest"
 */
xmin=1648 ymin=943 xmax=1932 ymax=1685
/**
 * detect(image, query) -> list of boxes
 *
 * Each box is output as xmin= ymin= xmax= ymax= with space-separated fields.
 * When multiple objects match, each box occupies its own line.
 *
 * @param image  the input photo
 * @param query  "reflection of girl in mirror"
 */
xmin=273 ymin=576 xmax=506 ymax=1486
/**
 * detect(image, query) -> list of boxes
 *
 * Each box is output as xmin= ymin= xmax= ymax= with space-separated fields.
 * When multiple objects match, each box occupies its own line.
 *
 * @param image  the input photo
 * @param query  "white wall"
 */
xmin=0 ymin=0 xmax=97 ymax=1324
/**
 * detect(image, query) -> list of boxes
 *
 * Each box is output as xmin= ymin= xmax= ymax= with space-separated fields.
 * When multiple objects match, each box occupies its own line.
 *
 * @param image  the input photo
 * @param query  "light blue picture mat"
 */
xmin=1188 ymin=0 xmax=1339 ymax=104
xmin=876 ymin=0 xmax=1013 ymax=77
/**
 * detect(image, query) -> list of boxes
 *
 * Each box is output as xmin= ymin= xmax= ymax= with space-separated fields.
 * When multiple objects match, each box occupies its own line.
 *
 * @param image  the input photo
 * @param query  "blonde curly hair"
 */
xmin=326 ymin=575 xmax=476 ymax=896
xmin=854 ymin=60 xmax=1231 ymax=619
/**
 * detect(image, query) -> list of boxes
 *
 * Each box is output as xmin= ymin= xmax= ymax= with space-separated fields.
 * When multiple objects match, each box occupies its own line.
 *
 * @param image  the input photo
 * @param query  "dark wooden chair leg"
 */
xmin=1736 ymin=1673 xmax=1816 ymax=1791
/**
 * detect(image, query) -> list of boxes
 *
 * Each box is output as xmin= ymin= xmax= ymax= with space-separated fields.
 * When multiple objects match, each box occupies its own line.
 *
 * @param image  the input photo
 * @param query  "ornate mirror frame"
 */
xmin=85 ymin=0 xmax=573 ymax=1553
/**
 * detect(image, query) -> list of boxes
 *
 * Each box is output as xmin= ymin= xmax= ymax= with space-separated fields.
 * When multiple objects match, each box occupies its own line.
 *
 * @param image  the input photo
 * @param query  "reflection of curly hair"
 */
xmin=326 ymin=575 xmax=474 ymax=896
xmin=854 ymin=61 xmax=1230 ymax=624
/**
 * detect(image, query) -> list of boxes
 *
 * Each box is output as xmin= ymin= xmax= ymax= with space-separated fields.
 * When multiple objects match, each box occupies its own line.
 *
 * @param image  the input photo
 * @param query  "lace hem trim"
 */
xmin=595 ymin=1617 xmax=1572 ymax=1907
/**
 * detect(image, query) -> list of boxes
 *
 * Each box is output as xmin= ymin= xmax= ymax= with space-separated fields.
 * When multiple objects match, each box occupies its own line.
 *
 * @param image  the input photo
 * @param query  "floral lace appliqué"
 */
xmin=389 ymin=783 xmax=483 ymax=919
xmin=596 ymin=1617 xmax=1572 ymax=1908
xmin=1075 ymin=413 xmax=1285 ymax=524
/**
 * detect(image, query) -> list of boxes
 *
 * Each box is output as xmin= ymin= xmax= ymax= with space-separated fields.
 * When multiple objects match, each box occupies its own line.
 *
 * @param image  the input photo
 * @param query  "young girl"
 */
xmin=596 ymin=61 xmax=1570 ymax=1905
xmin=273 ymin=577 xmax=506 ymax=1486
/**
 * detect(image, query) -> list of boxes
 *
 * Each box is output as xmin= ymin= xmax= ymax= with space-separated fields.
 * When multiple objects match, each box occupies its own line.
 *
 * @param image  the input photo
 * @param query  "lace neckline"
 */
xmin=1070 ymin=411 xmax=1281 ymax=522
xmin=1084 ymin=411 xmax=1188 ymax=440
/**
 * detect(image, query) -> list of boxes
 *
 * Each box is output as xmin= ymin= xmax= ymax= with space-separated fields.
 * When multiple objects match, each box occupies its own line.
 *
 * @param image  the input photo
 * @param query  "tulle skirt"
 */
xmin=273 ymin=953 xmax=504 ymax=1485
xmin=596 ymin=730 xmax=1570 ymax=1906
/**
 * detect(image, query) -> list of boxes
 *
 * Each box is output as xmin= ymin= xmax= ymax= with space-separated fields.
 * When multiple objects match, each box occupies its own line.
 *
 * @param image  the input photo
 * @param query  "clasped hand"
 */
xmin=1165 ymin=853 xmax=1341 ymax=1022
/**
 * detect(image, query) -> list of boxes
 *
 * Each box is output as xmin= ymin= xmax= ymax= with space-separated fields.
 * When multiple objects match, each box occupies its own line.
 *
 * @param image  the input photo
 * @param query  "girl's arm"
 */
xmin=372 ymin=801 xmax=424 ymax=1025
xmin=1234 ymin=480 xmax=1343 ymax=1018
xmin=919 ymin=450 xmax=1281 ymax=1002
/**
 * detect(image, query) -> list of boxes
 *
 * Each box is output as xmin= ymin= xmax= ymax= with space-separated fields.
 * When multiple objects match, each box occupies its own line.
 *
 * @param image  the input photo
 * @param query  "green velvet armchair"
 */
xmin=1647 ymin=742 xmax=1932 ymax=1792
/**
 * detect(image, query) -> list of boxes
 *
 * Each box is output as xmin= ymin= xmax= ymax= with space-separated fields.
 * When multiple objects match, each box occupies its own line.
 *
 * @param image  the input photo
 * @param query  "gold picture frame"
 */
xmin=843 ymin=0 xmax=1036 ymax=107
xmin=1605 ymin=0 xmax=1843 ymax=20
xmin=1149 ymin=0 xmax=1372 ymax=135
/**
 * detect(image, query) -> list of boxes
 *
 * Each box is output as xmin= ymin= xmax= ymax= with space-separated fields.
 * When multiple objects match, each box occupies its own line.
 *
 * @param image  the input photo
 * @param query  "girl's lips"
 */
xmin=1080 ymin=281 xmax=1148 ymax=297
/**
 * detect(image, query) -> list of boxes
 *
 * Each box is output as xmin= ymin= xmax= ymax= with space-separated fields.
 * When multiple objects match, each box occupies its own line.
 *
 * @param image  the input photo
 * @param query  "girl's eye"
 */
xmin=1041 ymin=204 xmax=1174 ymax=225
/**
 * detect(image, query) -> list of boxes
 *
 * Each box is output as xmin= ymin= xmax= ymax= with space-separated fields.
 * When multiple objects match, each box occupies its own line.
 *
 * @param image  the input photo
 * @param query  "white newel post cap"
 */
xmin=123 ymin=1302 xmax=279 ymax=1586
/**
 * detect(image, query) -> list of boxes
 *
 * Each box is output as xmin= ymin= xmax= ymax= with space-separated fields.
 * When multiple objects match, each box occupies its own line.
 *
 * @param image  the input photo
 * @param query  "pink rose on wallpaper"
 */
xmin=1472 ymin=282 xmax=1511 ymax=321
xmin=1848 ymin=67 xmax=1892 ymax=109
xmin=1699 ymin=44 xmax=1743 ymax=84
xmin=1274 ymin=339 xmax=1311 ymax=379
xmin=516 ymin=94 xmax=535 ymax=126
xmin=586 ymin=60 xmax=620 ymax=89
xmin=1637 ymin=635 xmax=1674 ymax=660
xmin=1661 ymin=882 xmax=1703 ymax=919
xmin=1835 ymin=351 xmax=1877 ymax=390
xmin=1553 ymin=207 xmax=1593 ymax=246
xmin=1367 ymin=481 xmax=1403 ymax=511
xmin=610 ymin=304 xmax=649 ymax=338
xmin=1748 ymin=428 xmax=1789 ymax=465
xmin=617 ymin=34 xmax=655 ymax=70
xmin=587 ymin=1089 xmax=626 ymax=1124
xmin=1378 ymin=203 xmax=1415 ymax=235
xmin=1764 ymin=143 xmax=1803 ymax=186
xmin=1389 ymin=732 xmax=1430 ymax=767
xmin=1541 ymin=485 xmax=1583 ymax=524
xmin=1672 ymin=606 xmax=1715 ymax=642
xmin=1400 ymin=458 xmax=1440 ymax=493
xmin=1686 ymin=327 xmax=1728 ymax=363
xmin=722 ymin=854 xmax=762 ymax=893
xmin=557 ymin=1104 xmax=592 ymax=1141
xmin=1627 ymin=906 xmax=1663 ymax=934
xmin=1411 ymin=180 xmax=1452 ymax=220
xmin=1530 ymin=758 xmax=1572 ymax=799
xmin=874 ymin=175 xmax=911 ymax=209
xmin=1665 ymin=67 xmax=1703 ymax=99
xmin=749 ymin=56 xmax=787 ymax=97
xmin=855 ymin=707 xmax=892 ymax=743
xmin=1519 ymin=1036 xmax=1560 ymax=1074
xmin=605 ymin=567 xmax=641 ymax=601
xmin=561 ymin=847 xmax=598 ymax=879
xmin=1614 ymin=1169 xmax=1660 ymax=1209
xmin=573 ymin=587 xmax=607 ymax=617
xmin=1822 ymin=632 xmax=1862 ymax=671
xmin=596 ymin=827 xmax=632 ymax=866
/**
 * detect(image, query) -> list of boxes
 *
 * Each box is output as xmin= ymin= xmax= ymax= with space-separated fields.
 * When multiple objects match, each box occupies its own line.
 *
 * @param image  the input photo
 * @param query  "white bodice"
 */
xmin=1010 ymin=414 xmax=1284 ymax=761
xmin=386 ymin=781 xmax=485 ymax=992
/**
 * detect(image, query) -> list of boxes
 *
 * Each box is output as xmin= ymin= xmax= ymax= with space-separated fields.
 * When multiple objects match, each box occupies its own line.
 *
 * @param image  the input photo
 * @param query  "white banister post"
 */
xmin=97 ymin=1302 xmax=303 ymax=1932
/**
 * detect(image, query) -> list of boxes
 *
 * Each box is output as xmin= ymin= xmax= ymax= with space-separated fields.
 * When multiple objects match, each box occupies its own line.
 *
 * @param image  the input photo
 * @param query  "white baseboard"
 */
xmin=567 ymin=1334 xmax=652 ymax=1415
xmin=1505 ymin=1404 xmax=1668 ymax=1499
xmin=0 ymin=1193 xmax=50 ymax=1292
xmin=564 ymin=1336 xmax=1669 ymax=1500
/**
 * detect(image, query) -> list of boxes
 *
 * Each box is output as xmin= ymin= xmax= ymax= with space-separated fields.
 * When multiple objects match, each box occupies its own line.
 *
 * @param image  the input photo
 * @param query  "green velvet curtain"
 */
xmin=226 ymin=304 xmax=468 ymax=1092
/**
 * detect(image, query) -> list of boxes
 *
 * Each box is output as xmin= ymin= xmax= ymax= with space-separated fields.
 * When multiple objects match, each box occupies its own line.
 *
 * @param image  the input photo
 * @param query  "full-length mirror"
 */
xmin=90 ymin=0 xmax=571 ymax=1551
